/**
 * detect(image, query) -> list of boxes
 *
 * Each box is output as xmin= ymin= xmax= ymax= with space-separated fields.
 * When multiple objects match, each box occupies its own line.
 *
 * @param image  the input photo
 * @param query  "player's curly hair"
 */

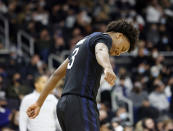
xmin=106 ymin=19 xmax=139 ymax=52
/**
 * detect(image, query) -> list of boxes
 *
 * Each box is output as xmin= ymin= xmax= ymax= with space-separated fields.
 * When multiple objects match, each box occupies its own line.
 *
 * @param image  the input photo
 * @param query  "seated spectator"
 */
xmin=112 ymin=107 xmax=129 ymax=126
xmin=35 ymin=29 xmax=52 ymax=62
xmin=128 ymin=81 xmax=148 ymax=108
xmin=142 ymin=118 xmax=156 ymax=131
xmin=24 ymin=55 xmax=44 ymax=77
xmin=124 ymin=125 xmax=133 ymax=131
xmin=0 ymin=96 xmax=11 ymax=130
xmin=111 ymin=120 xmax=124 ymax=131
xmin=137 ymin=100 xmax=159 ymax=121
xmin=99 ymin=109 xmax=109 ymax=125
xmin=112 ymin=76 xmax=130 ymax=98
xmin=50 ymin=36 xmax=66 ymax=54
xmin=149 ymin=79 xmax=169 ymax=113
xmin=163 ymin=119 xmax=173 ymax=131
xmin=5 ymin=73 xmax=29 ymax=110
xmin=115 ymin=67 xmax=133 ymax=91
xmin=0 ymin=76 xmax=6 ymax=98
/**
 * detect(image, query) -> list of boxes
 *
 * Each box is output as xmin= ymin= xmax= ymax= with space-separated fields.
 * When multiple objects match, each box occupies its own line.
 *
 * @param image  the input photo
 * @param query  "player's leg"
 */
xmin=81 ymin=97 xmax=100 ymax=131
xmin=64 ymin=95 xmax=100 ymax=131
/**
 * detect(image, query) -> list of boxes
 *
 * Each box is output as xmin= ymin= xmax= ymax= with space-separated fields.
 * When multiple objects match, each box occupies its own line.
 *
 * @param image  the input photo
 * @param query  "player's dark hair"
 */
xmin=106 ymin=19 xmax=139 ymax=52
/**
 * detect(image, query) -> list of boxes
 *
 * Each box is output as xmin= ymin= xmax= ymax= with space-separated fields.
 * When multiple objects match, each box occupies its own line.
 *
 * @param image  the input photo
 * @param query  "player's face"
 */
xmin=110 ymin=33 xmax=130 ymax=56
xmin=35 ymin=76 xmax=48 ymax=92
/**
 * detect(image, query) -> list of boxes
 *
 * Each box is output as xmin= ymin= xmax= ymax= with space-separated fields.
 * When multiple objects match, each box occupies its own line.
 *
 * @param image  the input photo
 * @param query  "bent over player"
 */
xmin=27 ymin=19 xmax=139 ymax=131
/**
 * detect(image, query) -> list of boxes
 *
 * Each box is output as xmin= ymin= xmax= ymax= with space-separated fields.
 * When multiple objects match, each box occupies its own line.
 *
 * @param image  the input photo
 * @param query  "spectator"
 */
xmin=0 ymin=96 xmax=11 ymax=130
xmin=112 ymin=76 xmax=130 ymax=98
xmin=50 ymin=36 xmax=66 ymax=54
xmin=149 ymin=79 xmax=169 ymax=113
xmin=146 ymin=0 xmax=163 ymax=23
xmin=146 ymin=24 xmax=160 ymax=45
xmin=112 ymin=107 xmax=129 ymax=126
xmin=111 ymin=120 xmax=124 ymax=131
xmin=116 ymin=67 xmax=133 ymax=91
xmin=142 ymin=118 xmax=156 ymax=131
xmin=124 ymin=125 xmax=133 ymax=131
xmin=35 ymin=29 xmax=52 ymax=62
xmin=163 ymin=119 xmax=173 ymax=131
xmin=25 ymin=55 xmax=44 ymax=77
xmin=128 ymin=81 xmax=148 ymax=108
xmin=5 ymin=73 xmax=28 ymax=110
xmin=137 ymin=100 xmax=159 ymax=121
xmin=0 ymin=1 xmax=8 ymax=14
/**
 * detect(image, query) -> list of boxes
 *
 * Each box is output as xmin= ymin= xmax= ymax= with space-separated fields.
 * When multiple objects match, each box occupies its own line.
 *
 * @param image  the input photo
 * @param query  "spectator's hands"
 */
xmin=104 ymin=68 xmax=116 ymax=86
xmin=26 ymin=103 xmax=41 ymax=119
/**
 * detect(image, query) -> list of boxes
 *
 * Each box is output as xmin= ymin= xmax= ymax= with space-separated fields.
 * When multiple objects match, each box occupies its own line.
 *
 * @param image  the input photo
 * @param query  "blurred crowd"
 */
xmin=0 ymin=0 xmax=173 ymax=131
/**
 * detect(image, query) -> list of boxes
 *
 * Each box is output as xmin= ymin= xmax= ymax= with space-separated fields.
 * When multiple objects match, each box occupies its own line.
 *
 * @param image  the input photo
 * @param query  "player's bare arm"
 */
xmin=95 ymin=43 xmax=116 ymax=86
xmin=26 ymin=58 xmax=69 ymax=119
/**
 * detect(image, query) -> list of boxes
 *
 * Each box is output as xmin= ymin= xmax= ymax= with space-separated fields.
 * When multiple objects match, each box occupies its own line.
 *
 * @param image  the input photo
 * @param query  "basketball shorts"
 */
xmin=56 ymin=94 xmax=100 ymax=131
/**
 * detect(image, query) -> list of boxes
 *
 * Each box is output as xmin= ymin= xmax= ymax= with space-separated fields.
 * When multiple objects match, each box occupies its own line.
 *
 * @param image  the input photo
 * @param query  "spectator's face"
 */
xmin=164 ymin=122 xmax=173 ymax=131
xmin=0 ymin=99 xmax=7 ymax=107
xmin=157 ymin=121 xmax=164 ymax=131
xmin=35 ymin=76 xmax=48 ymax=92
xmin=99 ymin=110 xmax=108 ymax=121
xmin=124 ymin=126 xmax=133 ymax=131
xmin=138 ymin=48 xmax=145 ymax=57
xmin=110 ymin=33 xmax=130 ymax=56
xmin=13 ymin=73 xmax=21 ymax=84
xmin=55 ymin=37 xmax=64 ymax=46
xmin=157 ymin=84 xmax=165 ymax=93
xmin=31 ymin=55 xmax=40 ymax=65
xmin=40 ymin=30 xmax=50 ymax=40
xmin=145 ymin=118 xmax=155 ymax=130
xmin=112 ymin=122 xmax=119 ymax=129
xmin=117 ymin=107 xmax=128 ymax=120
xmin=142 ymin=100 xmax=150 ymax=107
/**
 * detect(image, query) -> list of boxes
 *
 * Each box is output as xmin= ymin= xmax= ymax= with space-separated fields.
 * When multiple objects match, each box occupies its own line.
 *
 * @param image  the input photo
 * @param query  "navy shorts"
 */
xmin=56 ymin=94 xmax=100 ymax=131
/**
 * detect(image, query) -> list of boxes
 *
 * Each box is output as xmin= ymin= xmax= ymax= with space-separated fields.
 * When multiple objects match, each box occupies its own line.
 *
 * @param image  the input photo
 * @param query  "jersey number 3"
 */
xmin=67 ymin=47 xmax=79 ymax=69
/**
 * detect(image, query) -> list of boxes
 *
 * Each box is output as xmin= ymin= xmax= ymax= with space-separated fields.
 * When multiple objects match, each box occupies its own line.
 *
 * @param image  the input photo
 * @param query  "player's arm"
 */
xmin=27 ymin=58 xmax=69 ymax=119
xmin=95 ymin=43 xmax=116 ymax=86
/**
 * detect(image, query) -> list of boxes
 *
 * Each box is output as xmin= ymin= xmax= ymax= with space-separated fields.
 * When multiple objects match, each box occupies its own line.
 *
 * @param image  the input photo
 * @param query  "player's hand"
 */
xmin=104 ymin=67 xmax=116 ymax=86
xmin=26 ymin=103 xmax=41 ymax=119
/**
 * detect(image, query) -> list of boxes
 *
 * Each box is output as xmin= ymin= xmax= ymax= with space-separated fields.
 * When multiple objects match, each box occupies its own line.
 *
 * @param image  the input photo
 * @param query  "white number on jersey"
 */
xmin=67 ymin=47 xmax=79 ymax=69
xmin=67 ymin=38 xmax=86 ymax=69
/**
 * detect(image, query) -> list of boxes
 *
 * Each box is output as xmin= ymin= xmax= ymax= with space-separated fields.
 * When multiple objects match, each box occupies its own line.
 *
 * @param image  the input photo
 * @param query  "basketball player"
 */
xmin=27 ymin=19 xmax=139 ymax=131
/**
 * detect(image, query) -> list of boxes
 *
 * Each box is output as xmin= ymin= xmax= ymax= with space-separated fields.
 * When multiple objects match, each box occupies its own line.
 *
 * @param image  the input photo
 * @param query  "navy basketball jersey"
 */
xmin=62 ymin=32 xmax=112 ymax=101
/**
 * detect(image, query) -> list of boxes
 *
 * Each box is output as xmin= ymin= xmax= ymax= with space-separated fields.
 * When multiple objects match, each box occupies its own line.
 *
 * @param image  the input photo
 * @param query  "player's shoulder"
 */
xmin=89 ymin=32 xmax=112 ymax=41
xmin=89 ymin=32 xmax=103 ymax=38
